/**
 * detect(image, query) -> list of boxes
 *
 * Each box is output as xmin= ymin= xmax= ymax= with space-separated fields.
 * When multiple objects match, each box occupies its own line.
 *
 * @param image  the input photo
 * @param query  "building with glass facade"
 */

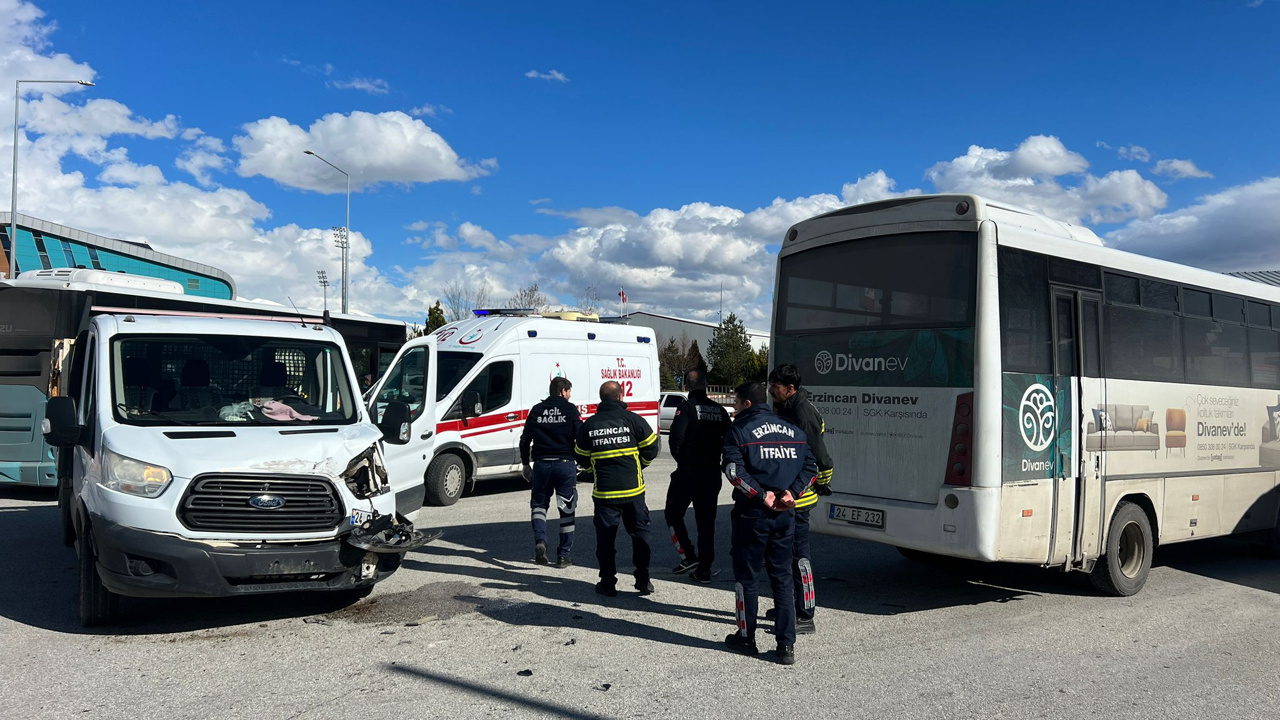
xmin=0 ymin=212 xmax=235 ymax=300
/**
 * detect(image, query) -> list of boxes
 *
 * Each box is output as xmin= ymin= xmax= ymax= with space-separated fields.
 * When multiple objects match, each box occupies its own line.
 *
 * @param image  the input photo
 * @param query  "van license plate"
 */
xmin=829 ymin=504 xmax=884 ymax=529
xmin=351 ymin=509 xmax=374 ymax=526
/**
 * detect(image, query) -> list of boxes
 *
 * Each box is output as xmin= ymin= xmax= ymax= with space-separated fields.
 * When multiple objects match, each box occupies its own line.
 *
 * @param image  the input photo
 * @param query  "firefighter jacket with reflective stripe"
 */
xmin=774 ymin=388 xmax=834 ymax=510
xmin=668 ymin=390 xmax=732 ymax=471
xmin=575 ymin=399 xmax=659 ymax=504
xmin=721 ymin=405 xmax=818 ymax=507
xmin=520 ymin=395 xmax=583 ymax=464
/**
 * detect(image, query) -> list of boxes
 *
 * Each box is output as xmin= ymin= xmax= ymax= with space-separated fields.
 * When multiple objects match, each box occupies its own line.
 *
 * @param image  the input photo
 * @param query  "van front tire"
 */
xmin=77 ymin=520 xmax=120 ymax=627
xmin=425 ymin=454 xmax=466 ymax=506
xmin=1089 ymin=501 xmax=1153 ymax=597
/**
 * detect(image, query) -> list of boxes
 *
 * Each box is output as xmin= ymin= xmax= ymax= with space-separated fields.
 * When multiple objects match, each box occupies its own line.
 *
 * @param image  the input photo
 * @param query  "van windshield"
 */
xmin=111 ymin=335 xmax=357 ymax=426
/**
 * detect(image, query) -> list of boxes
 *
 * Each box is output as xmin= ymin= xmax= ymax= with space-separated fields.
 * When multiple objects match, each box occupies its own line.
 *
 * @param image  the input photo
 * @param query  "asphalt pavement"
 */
xmin=2 ymin=452 xmax=1279 ymax=719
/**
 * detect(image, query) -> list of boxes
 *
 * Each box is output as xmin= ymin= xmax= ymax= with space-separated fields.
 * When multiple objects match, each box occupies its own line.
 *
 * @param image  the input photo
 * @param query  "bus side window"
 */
xmin=997 ymin=248 xmax=1051 ymax=374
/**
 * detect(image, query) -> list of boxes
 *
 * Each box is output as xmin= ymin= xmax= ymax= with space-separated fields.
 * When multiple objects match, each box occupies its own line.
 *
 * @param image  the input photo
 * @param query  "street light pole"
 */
xmin=303 ymin=150 xmax=351 ymax=313
xmin=9 ymin=79 xmax=94 ymax=279
xmin=316 ymin=270 xmax=329 ymax=313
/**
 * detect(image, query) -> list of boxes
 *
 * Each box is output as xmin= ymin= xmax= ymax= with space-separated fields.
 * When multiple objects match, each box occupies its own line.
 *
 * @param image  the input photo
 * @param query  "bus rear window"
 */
xmin=777 ymin=231 xmax=977 ymax=333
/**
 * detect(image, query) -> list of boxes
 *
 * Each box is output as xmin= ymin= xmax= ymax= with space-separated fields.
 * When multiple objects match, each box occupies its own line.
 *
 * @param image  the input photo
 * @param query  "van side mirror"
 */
xmin=43 ymin=396 xmax=82 ymax=448
xmin=379 ymin=401 xmax=412 ymax=445
xmin=462 ymin=391 xmax=482 ymax=419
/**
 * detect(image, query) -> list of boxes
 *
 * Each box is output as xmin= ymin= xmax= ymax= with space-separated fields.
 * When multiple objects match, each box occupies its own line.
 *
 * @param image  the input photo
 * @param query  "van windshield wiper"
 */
xmin=114 ymin=403 xmax=193 ymax=426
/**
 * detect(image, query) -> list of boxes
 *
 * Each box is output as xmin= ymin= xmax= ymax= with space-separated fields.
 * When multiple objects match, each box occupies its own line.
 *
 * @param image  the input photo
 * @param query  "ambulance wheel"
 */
xmin=1089 ymin=501 xmax=1153 ymax=597
xmin=425 ymin=454 xmax=466 ymax=506
xmin=78 ymin=518 xmax=120 ymax=627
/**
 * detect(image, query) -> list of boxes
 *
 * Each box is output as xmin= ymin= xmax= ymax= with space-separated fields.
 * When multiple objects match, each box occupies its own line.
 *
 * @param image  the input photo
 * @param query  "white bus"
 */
xmin=772 ymin=194 xmax=1280 ymax=595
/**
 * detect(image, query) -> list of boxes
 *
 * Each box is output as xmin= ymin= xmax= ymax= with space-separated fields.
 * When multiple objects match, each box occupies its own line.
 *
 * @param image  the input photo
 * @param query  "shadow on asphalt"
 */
xmin=1154 ymin=536 xmax=1280 ymax=595
xmin=6 ymin=482 xmax=1277 ymax=636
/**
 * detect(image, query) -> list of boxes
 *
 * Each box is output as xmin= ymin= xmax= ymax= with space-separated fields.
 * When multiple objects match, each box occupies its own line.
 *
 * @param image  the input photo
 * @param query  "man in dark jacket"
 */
xmin=520 ymin=376 xmax=583 ymax=568
xmin=575 ymin=381 xmax=661 ymax=597
xmin=665 ymin=370 xmax=731 ymax=582
xmin=767 ymin=363 xmax=834 ymax=635
xmin=722 ymin=382 xmax=817 ymax=666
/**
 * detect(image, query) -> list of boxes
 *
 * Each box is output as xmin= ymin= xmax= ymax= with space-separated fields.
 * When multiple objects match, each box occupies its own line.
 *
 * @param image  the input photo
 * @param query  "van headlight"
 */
xmin=101 ymin=447 xmax=173 ymax=498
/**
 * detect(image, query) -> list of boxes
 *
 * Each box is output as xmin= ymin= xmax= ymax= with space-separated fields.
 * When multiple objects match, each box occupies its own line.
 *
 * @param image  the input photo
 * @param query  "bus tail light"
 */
xmin=944 ymin=392 xmax=974 ymax=487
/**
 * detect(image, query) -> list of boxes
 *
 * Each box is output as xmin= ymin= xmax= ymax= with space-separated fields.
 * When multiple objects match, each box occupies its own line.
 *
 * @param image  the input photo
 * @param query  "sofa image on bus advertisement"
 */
xmin=1085 ymin=404 xmax=1161 ymax=454
xmin=1264 ymin=398 xmax=1280 ymax=467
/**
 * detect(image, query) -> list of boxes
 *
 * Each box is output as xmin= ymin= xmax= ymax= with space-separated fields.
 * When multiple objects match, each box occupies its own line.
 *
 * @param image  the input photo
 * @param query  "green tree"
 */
xmin=658 ymin=337 xmax=681 ymax=391
xmin=750 ymin=344 xmax=770 ymax=382
xmin=426 ymin=300 xmax=447 ymax=333
xmin=707 ymin=313 xmax=754 ymax=386
xmin=685 ymin=339 xmax=708 ymax=381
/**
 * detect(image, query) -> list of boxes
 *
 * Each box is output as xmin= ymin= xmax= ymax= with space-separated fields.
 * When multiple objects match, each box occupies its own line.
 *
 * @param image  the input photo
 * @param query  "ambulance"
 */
xmin=369 ymin=310 xmax=661 ymax=505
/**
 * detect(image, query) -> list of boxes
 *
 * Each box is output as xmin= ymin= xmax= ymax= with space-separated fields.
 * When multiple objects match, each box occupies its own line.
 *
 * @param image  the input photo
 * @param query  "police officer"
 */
xmin=575 ymin=381 xmax=660 ymax=597
xmin=665 ymin=369 xmax=731 ymax=583
xmin=520 ymin=376 xmax=583 ymax=568
xmin=721 ymin=382 xmax=817 ymax=665
xmin=767 ymin=364 xmax=833 ymax=635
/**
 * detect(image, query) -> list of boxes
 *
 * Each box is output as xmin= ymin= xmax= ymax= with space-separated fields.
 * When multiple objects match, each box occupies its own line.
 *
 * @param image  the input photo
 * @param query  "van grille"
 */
xmin=178 ymin=475 xmax=343 ymax=533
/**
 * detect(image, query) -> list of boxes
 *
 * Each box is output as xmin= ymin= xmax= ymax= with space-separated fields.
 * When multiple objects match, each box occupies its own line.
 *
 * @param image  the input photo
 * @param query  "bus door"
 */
xmin=1048 ymin=288 xmax=1104 ymax=566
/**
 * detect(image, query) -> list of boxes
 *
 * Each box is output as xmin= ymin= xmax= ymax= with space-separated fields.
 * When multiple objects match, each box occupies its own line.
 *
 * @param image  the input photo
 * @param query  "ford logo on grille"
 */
xmin=248 ymin=494 xmax=286 ymax=509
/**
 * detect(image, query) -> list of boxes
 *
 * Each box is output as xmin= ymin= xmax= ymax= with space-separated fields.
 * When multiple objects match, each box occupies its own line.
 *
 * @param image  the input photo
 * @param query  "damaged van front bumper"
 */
xmin=88 ymin=513 xmax=430 ymax=598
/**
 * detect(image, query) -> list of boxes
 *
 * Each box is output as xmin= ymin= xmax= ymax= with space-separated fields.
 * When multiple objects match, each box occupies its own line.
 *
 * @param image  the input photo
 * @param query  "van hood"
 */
xmin=101 ymin=423 xmax=384 ymax=480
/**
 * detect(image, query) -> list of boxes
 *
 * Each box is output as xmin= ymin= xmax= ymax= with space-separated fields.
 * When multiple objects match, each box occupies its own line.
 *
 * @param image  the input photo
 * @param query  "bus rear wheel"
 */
xmin=1090 ymin=501 xmax=1153 ymax=597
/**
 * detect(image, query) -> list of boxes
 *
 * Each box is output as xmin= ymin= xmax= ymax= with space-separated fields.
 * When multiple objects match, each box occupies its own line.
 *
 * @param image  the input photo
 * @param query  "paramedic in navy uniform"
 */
xmin=721 ymin=382 xmax=817 ymax=665
xmin=520 ymin=376 xmax=583 ymax=568
xmin=575 ymin=381 xmax=661 ymax=597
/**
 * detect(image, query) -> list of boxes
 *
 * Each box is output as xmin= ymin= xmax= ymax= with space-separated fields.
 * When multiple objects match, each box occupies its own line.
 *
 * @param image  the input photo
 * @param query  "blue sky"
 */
xmin=3 ymin=0 xmax=1279 ymax=325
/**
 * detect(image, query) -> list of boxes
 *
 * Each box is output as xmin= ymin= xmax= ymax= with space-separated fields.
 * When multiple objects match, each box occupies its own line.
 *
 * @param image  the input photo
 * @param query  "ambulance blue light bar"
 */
xmin=472 ymin=308 xmax=537 ymax=317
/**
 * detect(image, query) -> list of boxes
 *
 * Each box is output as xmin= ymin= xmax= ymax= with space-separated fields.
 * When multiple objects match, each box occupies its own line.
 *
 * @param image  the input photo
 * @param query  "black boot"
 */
xmin=774 ymin=644 xmax=796 ymax=665
xmin=724 ymin=632 xmax=759 ymax=656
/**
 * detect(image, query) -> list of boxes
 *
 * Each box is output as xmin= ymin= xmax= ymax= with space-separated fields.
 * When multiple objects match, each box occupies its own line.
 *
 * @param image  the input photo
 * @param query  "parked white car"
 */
xmin=659 ymin=392 xmax=687 ymax=432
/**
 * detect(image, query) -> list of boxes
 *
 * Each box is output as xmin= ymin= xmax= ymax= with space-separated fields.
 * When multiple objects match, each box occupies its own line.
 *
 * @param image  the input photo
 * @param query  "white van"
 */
xmin=371 ymin=310 xmax=661 ymax=505
xmin=43 ymin=313 xmax=429 ymax=626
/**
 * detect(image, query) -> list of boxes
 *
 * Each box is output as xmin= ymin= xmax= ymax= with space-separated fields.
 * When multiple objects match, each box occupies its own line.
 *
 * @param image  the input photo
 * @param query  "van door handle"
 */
xmin=505 ymin=413 xmax=519 ymax=421
xmin=420 ymin=431 xmax=434 ymax=440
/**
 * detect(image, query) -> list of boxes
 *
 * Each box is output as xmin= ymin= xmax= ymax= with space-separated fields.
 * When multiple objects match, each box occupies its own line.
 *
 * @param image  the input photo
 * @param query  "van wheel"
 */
xmin=425 ymin=454 xmax=466 ymax=506
xmin=58 ymin=478 xmax=75 ymax=548
xmin=1089 ymin=501 xmax=1153 ymax=597
xmin=77 ymin=519 xmax=120 ymax=627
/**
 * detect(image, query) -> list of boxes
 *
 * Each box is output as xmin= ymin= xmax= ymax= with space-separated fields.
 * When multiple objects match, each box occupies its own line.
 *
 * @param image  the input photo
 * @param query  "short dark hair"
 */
xmin=599 ymin=381 xmax=623 ymax=402
xmin=735 ymin=382 xmax=768 ymax=407
xmin=549 ymin=376 xmax=572 ymax=397
xmin=768 ymin=364 xmax=802 ymax=389
xmin=684 ymin=369 xmax=706 ymax=391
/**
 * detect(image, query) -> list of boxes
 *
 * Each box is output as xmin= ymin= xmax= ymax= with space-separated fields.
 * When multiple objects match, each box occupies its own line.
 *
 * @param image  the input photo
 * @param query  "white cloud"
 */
xmin=329 ymin=76 xmax=390 ymax=95
xmin=1106 ymin=177 xmax=1280 ymax=271
xmin=926 ymin=135 xmax=1166 ymax=224
xmin=1096 ymin=140 xmax=1112 ymax=150
xmin=233 ymin=111 xmax=490 ymax=193
xmin=409 ymin=104 xmax=452 ymax=118
xmin=23 ymin=96 xmax=177 ymax=139
xmin=529 ymin=197 xmax=551 ymax=205
xmin=525 ymin=69 xmax=569 ymax=83
xmin=98 ymin=160 xmax=165 ymax=186
xmin=1118 ymin=145 xmax=1151 ymax=162
xmin=1152 ymin=158 xmax=1214 ymax=180
xmin=471 ymin=185 xmax=482 ymax=195
xmin=174 ymin=130 xmax=228 ymax=186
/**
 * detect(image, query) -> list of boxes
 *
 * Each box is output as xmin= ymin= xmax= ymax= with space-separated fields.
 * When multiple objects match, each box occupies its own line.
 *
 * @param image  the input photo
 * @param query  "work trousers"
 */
xmin=530 ymin=459 xmax=577 ymax=559
xmin=594 ymin=497 xmax=651 ymax=588
xmin=664 ymin=466 xmax=720 ymax=572
xmin=730 ymin=504 xmax=796 ymax=646
xmin=793 ymin=509 xmax=815 ymax=620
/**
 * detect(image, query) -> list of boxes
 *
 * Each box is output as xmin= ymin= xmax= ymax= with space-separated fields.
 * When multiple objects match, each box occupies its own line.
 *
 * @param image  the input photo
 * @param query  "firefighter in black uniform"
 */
xmin=575 ymin=381 xmax=661 ymax=597
xmin=520 ymin=376 xmax=583 ymax=568
xmin=722 ymin=382 xmax=818 ymax=666
xmin=665 ymin=369 xmax=732 ymax=582
xmin=767 ymin=364 xmax=833 ymax=635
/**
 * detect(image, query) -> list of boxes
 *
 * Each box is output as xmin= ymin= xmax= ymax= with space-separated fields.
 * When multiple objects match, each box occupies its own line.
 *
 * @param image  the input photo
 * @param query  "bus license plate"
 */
xmin=829 ymin=503 xmax=884 ymax=529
